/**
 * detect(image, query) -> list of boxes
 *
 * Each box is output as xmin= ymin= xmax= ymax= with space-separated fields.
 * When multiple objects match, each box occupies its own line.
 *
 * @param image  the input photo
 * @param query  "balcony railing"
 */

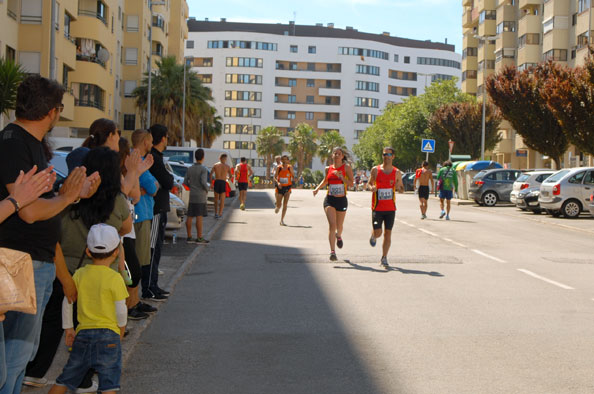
xmin=152 ymin=19 xmax=165 ymax=30
xmin=152 ymin=50 xmax=163 ymax=57
xmin=64 ymin=33 xmax=76 ymax=44
xmin=76 ymin=54 xmax=106 ymax=68
xmin=20 ymin=14 xmax=42 ymax=24
xmin=75 ymin=99 xmax=104 ymax=111
xmin=78 ymin=9 xmax=107 ymax=26
xmin=7 ymin=9 xmax=17 ymax=20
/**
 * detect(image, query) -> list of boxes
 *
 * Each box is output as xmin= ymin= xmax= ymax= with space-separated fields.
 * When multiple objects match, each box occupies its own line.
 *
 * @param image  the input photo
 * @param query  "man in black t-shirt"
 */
xmin=0 ymin=75 xmax=92 ymax=393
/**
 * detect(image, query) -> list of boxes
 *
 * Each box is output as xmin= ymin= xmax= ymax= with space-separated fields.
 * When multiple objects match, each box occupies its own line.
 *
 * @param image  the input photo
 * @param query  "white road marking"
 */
xmin=442 ymin=238 xmax=467 ymax=248
xmin=471 ymin=249 xmax=507 ymax=263
xmin=418 ymin=228 xmax=438 ymax=237
xmin=517 ymin=269 xmax=574 ymax=290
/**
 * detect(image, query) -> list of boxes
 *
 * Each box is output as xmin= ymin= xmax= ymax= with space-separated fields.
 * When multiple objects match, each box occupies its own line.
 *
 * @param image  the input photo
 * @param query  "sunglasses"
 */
xmin=55 ymin=103 xmax=64 ymax=113
xmin=383 ymin=153 xmax=393 ymax=157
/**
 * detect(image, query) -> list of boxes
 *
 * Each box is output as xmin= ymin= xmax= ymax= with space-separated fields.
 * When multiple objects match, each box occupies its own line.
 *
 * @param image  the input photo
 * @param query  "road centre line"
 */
xmin=442 ymin=238 xmax=467 ymax=248
xmin=418 ymin=228 xmax=438 ymax=237
xmin=517 ymin=269 xmax=574 ymax=290
xmin=471 ymin=249 xmax=507 ymax=263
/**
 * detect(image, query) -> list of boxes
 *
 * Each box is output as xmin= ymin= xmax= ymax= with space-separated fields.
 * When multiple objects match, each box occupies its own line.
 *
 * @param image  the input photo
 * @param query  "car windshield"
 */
xmin=163 ymin=150 xmax=193 ymax=164
xmin=473 ymin=170 xmax=488 ymax=179
xmin=543 ymin=170 xmax=570 ymax=183
xmin=516 ymin=174 xmax=530 ymax=182
xmin=171 ymin=165 xmax=188 ymax=178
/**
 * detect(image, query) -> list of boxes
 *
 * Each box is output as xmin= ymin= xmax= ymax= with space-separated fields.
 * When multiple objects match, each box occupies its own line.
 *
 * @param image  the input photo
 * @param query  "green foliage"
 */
xmin=255 ymin=126 xmax=284 ymax=179
xmin=287 ymin=123 xmax=318 ymax=179
xmin=313 ymin=170 xmax=325 ymax=184
xmin=0 ymin=58 xmax=26 ymax=118
xmin=353 ymin=79 xmax=472 ymax=170
xmin=429 ymin=101 xmax=502 ymax=160
xmin=317 ymin=130 xmax=346 ymax=165
xmin=301 ymin=168 xmax=315 ymax=184
xmin=133 ymin=56 xmax=217 ymax=146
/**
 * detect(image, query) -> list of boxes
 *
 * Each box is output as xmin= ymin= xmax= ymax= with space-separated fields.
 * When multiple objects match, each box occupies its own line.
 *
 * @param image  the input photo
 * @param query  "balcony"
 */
xmin=519 ymin=0 xmax=543 ymax=9
xmin=75 ymin=98 xmax=104 ymax=111
xmin=317 ymin=120 xmax=341 ymax=129
xmin=496 ymin=138 xmax=514 ymax=154
xmin=76 ymin=54 xmax=106 ymax=68
xmin=78 ymin=9 xmax=107 ymax=26
xmin=318 ymin=88 xmax=341 ymax=96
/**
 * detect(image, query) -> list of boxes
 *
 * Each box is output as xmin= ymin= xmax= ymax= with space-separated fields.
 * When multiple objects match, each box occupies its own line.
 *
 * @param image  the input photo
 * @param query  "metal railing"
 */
xmin=7 ymin=9 xmax=17 ymax=20
xmin=78 ymin=9 xmax=107 ymax=25
xmin=75 ymin=99 xmax=104 ymax=111
xmin=76 ymin=54 xmax=106 ymax=68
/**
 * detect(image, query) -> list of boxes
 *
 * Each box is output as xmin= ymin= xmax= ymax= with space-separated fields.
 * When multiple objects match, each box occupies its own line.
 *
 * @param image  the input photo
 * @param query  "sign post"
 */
xmin=421 ymin=138 xmax=436 ymax=162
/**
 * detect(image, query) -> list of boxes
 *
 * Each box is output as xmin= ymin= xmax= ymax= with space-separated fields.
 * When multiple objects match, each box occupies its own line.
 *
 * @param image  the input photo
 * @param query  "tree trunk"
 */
xmin=553 ymin=156 xmax=562 ymax=170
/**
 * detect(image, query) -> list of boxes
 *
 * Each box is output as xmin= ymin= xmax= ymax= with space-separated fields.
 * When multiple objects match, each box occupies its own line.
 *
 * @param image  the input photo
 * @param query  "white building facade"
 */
xmin=186 ymin=20 xmax=461 ymax=174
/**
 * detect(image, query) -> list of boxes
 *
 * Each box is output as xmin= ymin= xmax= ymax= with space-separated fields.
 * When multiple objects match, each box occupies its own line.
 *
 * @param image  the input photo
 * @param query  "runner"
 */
xmin=272 ymin=155 xmax=282 ymax=194
xmin=416 ymin=160 xmax=434 ymax=219
xmin=211 ymin=153 xmax=232 ymax=219
xmin=235 ymin=157 xmax=253 ymax=211
xmin=274 ymin=155 xmax=294 ymax=226
xmin=437 ymin=160 xmax=458 ymax=220
xmin=368 ymin=147 xmax=404 ymax=269
xmin=313 ymin=147 xmax=354 ymax=261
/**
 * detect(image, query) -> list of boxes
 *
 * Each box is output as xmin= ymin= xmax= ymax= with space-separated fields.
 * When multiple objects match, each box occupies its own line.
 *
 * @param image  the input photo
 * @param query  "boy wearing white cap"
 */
xmin=49 ymin=224 xmax=129 ymax=394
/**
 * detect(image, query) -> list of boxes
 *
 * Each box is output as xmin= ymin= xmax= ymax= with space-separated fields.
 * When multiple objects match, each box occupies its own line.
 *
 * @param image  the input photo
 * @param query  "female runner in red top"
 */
xmin=313 ymin=147 xmax=354 ymax=261
xmin=274 ymin=155 xmax=294 ymax=226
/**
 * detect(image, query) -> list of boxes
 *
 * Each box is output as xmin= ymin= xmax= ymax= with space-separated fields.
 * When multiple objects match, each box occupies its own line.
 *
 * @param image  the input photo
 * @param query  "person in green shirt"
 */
xmin=437 ymin=160 xmax=458 ymax=220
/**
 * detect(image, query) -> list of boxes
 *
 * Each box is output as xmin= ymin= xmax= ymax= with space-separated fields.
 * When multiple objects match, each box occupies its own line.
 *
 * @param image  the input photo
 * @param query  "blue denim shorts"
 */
xmin=439 ymin=189 xmax=453 ymax=200
xmin=55 ymin=329 xmax=121 ymax=392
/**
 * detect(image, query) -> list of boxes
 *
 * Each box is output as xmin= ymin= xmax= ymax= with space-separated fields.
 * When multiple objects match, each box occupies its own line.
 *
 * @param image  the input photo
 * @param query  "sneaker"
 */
xmin=280 ymin=220 xmax=286 ymax=226
xmin=336 ymin=236 xmax=343 ymax=249
xmin=155 ymin=287 xmax=170 ymax=296
xmin=186 ymin=238 xmax=196 ymax=244
xmin=128 ymin=306 xmax=149 ymax=320
xmin=158 ymin=269 xmax=164 ymax=275
xmin=369 ymin=235 xmax=376 ymax=247
xmin=142 ymin=290 xmax=168 ymax=302
xmin=439 ymin=210 xmax=446 ymax=219
xmin=76 ymin=379 xmax=98 ymax=393
xmin=196 ymin=237 xmax=210 ymax=244
xmin=274 ymin=206 xmax=280 ymax=214
xmin=214 ymin=214 xmax=219 ymax=219
xmin=380 ymin=256 xmax=389 ymax=269
xmin=22 ymin=377 xmax=49 ymax=388
xmin=329 ymin=251 xmax=338 ymax=261
xmin=240 ymin=203 xmax=245 ymax=210
xmin=446 ymin=215 xmax=450 ymax=221
xmin=136 ymin=301 xmax=157 ymax=314
xmin=421 ymin=214 xmax=427 ymax=220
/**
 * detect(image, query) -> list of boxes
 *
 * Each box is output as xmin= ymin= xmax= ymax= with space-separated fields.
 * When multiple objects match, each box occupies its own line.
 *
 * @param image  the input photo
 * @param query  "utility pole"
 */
xmin=49 ymin=0 xmax=57 ymax=79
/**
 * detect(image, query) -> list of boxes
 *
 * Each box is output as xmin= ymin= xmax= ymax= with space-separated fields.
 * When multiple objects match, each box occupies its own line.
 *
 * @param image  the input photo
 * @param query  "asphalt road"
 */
xmin=122 ymin=189 xmax=594 ymax=394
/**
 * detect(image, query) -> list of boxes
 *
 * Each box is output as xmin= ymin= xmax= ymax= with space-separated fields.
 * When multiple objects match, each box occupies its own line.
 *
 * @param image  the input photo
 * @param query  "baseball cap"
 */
xmin=87 ymin=224 xmax=120 ymax=254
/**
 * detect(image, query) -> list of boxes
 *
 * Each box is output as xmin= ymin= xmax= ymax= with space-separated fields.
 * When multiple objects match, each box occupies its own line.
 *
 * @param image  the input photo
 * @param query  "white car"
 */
xmin=510 ymin=171 xmax=554 ymax=207
xmin=166 ymin=192 xmax=186 ymax=232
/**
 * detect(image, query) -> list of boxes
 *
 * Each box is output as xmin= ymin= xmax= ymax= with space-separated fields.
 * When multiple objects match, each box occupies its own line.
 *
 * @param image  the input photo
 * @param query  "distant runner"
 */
xmin=437 ymin=160 xmax=458 ymax=220
xmin=313 ymin=147 xmax=354 ymax=261
xmin=211 ymin=154 xmax=232 ymax=219
xmin=274 ymin=155 xmax=294 ymax=226
xmin=416 ymin=161 xmax=434 ymax=219
xmin=235 ymin=157 xmax=253 ymax=211
xmin=368 ymin=147 xmax=404 ymax=269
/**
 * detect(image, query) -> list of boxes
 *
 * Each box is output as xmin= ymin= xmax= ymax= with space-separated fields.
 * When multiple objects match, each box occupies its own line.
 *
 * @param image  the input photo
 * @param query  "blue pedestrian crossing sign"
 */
xmin=421 ymin=139 xmax=435 ymax=153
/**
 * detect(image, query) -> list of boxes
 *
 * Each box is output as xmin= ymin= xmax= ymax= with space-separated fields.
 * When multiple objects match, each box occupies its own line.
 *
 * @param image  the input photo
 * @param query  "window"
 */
xmin=568 ymin=171 xmax=586 ymax=184
xmin=225 ymin=74 xmax=263 ymax=84
xmin=463 ymin=47 xmax=478 ymax=58
xmin=207 ymin=40 xmax=278 ymax=51
xmin=123 ymin=81 xmax=136 ymax=97
xmin=542 ymin=49 xmax=567 ymax=61
xmin=394 ymin=54 xmax=399 ymax=62
xmin=306 ymin=96 xmax=314 ymax=104
xmin=578 ymin=0 xmax=590 ymax=13
xmin=404 ymin=56 xmax=410 ymax=64
xmin=75 ymin=83 xmax=104 ymax=110
xmin=186 ymin=40 xmax=194 ymax=49
xmin=355 ymin=130 xmax=365 ymax=139
xmin=123 ymin=114 xmax=136 ymax=130
xmin=338 ymin=47 xmax=389 ymax=60
xmin=355 ymin=114 xmax=378 ymax=123
xmin=228 ymin=57 xmax=263 ymax=68
xmin=62 ymin=65 xmax=69 ymax=88
xmin=356 ymin=64 xmax=380 ymax=76
xmin=306 ymin=79 xmax=315 ymax=87
xmin=479 ymin=10 xmax=496 ymax=23
xmin=287 ymin=111 xmax=296 ymax=120
xmin=389 ymin=70 xmax=417 ymax=81
xmin=124 ymin=48 xmax=138 ymax=65
xmin=356 ymin=81 xmax=379 ymax=92
xmin=224 ymin=124 xmax=261 ymax=134
xmin=290 ymin=45 xmax=298 ymax=53
xmin=19 ymin=52 xmax=41 ymax=74
xmin=496 ymin=21 xmax=516 ymax=34
xmin=495 ymin=48 xmax=516 ymax=62
xmin=584 ymin=171 xmax=594 ymax=185
xmin=225 ymin=91 xmax=262 ymax=101
xmin=308 ymin=46 xmax=316 ymax=54
xmin=127 ymin=15 xmax=139 ymax=32
xmin=417 ymin=57 xmax=461 ymax=69
xmin=478 ymin=60 xmax=495 ymax=71
xmin=289 ymin=62 xmax=297 ymax=70
xmin=197 ymin=74 xmax=212 ymax=83
xmin=307 ymin=63 xmax=315 ymax=71
xmin=355 ymin=97 xmax=379 ymax=108
xmin=288 ymin=95 xmax=296 ymax=103
xmin=518 ymin=33 xmax=540 ymax=48
xmin=224 ymin=107 xmax=261 ymax=118
xmin=388 ymin=85 xmax=417 ymax=96
xmin=305 ymin=112 xmax=314 ymax=120
xmin=577 ymin=32 xmax=589 ymax=49
xmin=288 ymin=79 xmax=297 ymax=87
xmin=6 ymin=46 xmax=16 ymax=62
xmin=20 ymin=0 xmax=42 ymax=24
xmin=518 ymin=63 xmax=537 ymax=71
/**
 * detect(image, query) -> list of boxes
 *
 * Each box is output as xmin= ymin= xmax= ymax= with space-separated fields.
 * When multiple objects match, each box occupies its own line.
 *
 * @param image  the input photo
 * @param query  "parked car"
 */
xmin=402 ymin=172 xmax=416 ymax=192
xmin=510 ymin=171 xmax=554 ymax=207
xmin=514 ymin=187 xmax=543 ymax=214
xmin=588 ymin=193 xmax=594 ymax=218
xmin=166 ymin=159 xmax=214 ymax=201
xmin=468 ymin=169 xmax=523 ymax=206
xmin=539 ymin=167 xmax=594 ymax=218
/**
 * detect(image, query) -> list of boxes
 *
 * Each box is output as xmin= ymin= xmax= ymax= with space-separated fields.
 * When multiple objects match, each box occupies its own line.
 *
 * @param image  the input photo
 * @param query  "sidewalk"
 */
xmin=22 ymin=197 xmax=235 ymax=393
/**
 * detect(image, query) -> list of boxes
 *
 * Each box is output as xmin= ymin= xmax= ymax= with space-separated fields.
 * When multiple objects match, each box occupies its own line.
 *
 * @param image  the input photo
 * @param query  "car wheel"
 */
xmin=481 ymin=191 xmax=498 ymax=207
xmin=561 ymin=199 xmax=581 ymax=218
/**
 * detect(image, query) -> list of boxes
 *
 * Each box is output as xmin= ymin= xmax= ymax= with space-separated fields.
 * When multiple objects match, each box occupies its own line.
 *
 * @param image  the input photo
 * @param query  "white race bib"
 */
xmin=329 ymin=183 xmax=345 ymax=196
xmin=377 ymin=188 xmax=393 ymax=200
xmin=280 ymin=177 xmax=289 ymax=184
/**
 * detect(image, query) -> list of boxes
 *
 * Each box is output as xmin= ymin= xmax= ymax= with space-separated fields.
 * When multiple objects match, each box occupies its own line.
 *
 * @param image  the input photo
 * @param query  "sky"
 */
xmin=186 ymin=0 xmax=463 ymax=54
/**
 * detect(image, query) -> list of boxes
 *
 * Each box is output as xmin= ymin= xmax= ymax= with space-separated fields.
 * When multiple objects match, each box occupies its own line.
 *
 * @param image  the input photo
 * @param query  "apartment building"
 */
xmin=462 ymin=0 xmax=593 ymax=168
xmin=0 ymin=0 xmax=188 ymax=139
xmin=186 ymin=20 xmax=462 ymax=174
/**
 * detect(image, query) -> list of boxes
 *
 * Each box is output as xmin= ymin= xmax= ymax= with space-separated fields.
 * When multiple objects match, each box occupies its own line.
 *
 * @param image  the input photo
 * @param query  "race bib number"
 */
xmin=377 ymin=188 xmax=393 ymax=200
xmin=280 ymin=177 xmax=289 ymax=184
xmin=328 ymin=183 xmax=345 ymax=196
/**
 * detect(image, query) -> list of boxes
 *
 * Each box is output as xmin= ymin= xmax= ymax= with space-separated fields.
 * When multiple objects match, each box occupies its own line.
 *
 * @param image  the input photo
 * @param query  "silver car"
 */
xmin=510 ymin=171 xmax=554 ymax=207
xmin=539 ymin=167 xmax=594 ymax=218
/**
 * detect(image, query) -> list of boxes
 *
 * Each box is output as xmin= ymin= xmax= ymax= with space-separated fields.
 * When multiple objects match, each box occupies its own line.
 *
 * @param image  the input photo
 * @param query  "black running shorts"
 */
xmin=237 ymin=182 xmax=248 ymax=191
xmin=214 ymin=179 xmax=226 ymax=194
xmin=372 ymin=210 xmax=396 ymax=230
xmin=418 ymin=185 xmax=430 ymax=200
xmin=323 ymin=195 xmax=348 ymax=211
xmin=277 ymin=186 xmax=291 ymax=195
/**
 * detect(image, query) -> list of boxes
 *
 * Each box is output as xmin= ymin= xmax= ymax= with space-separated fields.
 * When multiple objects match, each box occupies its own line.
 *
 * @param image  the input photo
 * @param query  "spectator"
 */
xmin=48 ymin=224 xmax=128 ymax=394
xmin=0 ymin=75 xmax=90 ymax=394
xmin=184 ymin=148 xmax=210 ymax=244
xmin=145 ymin=124 xmax=173 ymax=301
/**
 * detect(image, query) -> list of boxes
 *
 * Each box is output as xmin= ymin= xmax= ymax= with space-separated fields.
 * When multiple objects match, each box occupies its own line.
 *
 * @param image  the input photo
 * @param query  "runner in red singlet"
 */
xmin=367 ymin=147 xmax=404 ymax=269
xmin=274 ymin=155 xmax=294 ymax=225
xmin=235 ymin=157 xmax=253 ymax=210
xmin=313 ymin=147 xmax=354 ymax=261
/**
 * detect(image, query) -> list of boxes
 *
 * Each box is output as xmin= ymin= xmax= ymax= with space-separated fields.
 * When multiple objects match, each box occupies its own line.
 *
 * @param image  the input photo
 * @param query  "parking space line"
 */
xmin=517 ymin=269 xmax=574 ymax=290
xmin=472 ymin=249 xmax=507 ymax=263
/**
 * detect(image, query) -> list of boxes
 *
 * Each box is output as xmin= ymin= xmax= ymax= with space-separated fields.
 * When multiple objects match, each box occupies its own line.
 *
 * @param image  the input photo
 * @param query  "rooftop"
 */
xmin=187 ymin=19 xmax=456 ymax=52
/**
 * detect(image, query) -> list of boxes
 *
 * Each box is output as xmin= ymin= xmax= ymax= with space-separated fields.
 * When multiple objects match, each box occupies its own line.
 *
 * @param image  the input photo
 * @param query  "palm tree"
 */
xmin=318 ymin=130 xmax=347 ymax=165
xmin=287 ymin=123 xmax=318 ymax=180
xmin=133 ymin=56 xmax=216 ymax=146
xmin=0 ymin=58 xmax=26 ymax=126
xmin=255 ymin=126 xmax=284 ymax=179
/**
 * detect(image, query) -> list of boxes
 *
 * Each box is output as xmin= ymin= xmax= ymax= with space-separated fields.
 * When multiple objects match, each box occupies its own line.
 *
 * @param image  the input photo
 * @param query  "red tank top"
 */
xmin=326 ymin=164 xmax=347 ymax=196
xmin=372 ymin=165 xmax=397 ymax=211
xmin=238 ymin=163 xmax=249 ymax=183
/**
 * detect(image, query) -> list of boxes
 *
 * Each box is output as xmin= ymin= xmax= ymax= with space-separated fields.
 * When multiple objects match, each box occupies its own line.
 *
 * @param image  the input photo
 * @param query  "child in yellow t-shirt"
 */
xmin=49 ymin=224 xmax=129 ymax=394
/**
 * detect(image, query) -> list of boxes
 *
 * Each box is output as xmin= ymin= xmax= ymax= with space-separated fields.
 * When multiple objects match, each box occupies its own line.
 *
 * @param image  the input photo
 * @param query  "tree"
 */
xmin=133 ymin=56 xmax=216 ymax=146
xmin=255 ymin=126 xmax=284 ymax=179
xmin=0 ymin=58 xmax=26 ymax=125
xmin=486 ymin=64 xmax=568 ymax=169
xmin=429 ymin=101 xmax=502 ymax=160
xmin=317 ymin=130 xmax=346 ymax=165
xmin=544 ymin=51 xmax=594 ymax=157
xmin=287 ymin=123 xmax=318 ymax=179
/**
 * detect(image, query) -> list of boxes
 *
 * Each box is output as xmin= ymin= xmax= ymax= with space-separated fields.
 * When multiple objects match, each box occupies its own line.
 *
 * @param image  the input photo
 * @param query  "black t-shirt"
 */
xmin=0 ymin=124 xmax=61 ymax=262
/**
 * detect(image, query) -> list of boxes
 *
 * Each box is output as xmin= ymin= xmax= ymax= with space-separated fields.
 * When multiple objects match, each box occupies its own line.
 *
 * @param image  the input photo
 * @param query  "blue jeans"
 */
xmin=0 ymin=261 xmax=55 ymax=394
xmin=55 ymin=329 xmax=121 ymax=392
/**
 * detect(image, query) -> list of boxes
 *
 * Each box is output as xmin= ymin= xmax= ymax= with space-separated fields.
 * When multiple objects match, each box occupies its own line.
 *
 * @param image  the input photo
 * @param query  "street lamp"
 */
xmin=182 ymin=56 xmax=193 ymax=147
xmin=474 ymin=34 xmax=497 ymax=161
xmin=147 ymin=1 xmax=166 ymax=128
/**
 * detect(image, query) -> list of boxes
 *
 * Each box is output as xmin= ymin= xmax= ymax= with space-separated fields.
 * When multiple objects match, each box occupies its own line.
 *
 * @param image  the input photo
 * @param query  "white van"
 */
xmin=163 ymin=147 xmax=237 ymax=197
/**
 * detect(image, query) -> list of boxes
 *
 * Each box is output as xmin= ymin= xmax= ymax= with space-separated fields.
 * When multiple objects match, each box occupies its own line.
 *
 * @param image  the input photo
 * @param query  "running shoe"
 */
xmin=75 ymin=379 xmax=98 ymax=393
xmin=128 ymin=306 xmax=149 ymax=320
xmin=196 ymin=237 xmax=210 ymax=244
xmin=446 ymin=215 xmax=450 ymax=221
xmin=329 ymin=251 xmax=338 ymax=261
xmin=214 ymin=214 xmax=219 ymax=219
xmin=369 ymin=235 xmax=376 ymax=247
xmin=136 ymin=301 xmax=157 ymax=314
xmin=186 ymin=237 xmax=196 ymax=244
xmin=439 ymin=210 xmax=446 ymax=219
xmin=280 ymin=221 xmax=286 ymax=226
xmin=22 ymin=377 xmax=49 ymax=388
xmin=421 ymin=214 xmax=427 ymax=219
xmin=274 ymin=206 xmax=280 ymax=214
xmin=240 ymin=203 xmax=245 ymax=210
xmin=336 ymin=235 xmax=343 ymax=249
xmin=380 ymin=256 xmax=389 ymax=269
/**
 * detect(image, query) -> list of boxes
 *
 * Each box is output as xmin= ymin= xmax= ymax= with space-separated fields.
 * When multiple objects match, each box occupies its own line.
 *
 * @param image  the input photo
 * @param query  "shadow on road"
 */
xmin=394 ymin=267 xmax=444 ymax=277
xmin=335 ymin=260 xmax=445 ymax=277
